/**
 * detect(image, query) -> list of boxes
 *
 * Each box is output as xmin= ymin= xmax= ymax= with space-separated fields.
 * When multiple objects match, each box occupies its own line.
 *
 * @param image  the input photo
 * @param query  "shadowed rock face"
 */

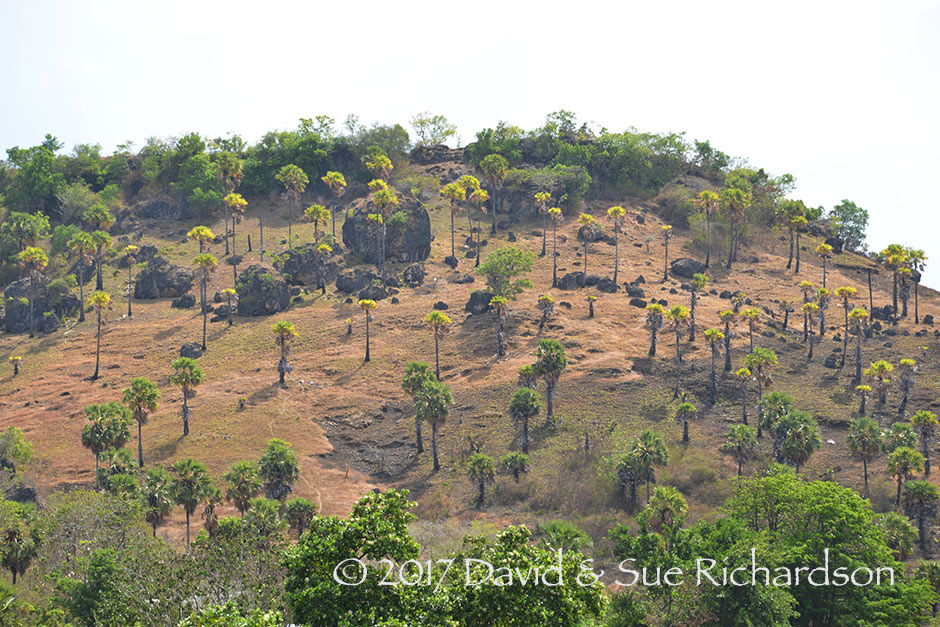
xmin=342 ymin=198 xmax=432 ymax=265
xmin=1 ymin=279 xmax=76 ymax=334
xmin=273 ymin=244 xmax=340 ymax=287
xmin=133 ymin=256 xmax=194 ymax=299
xmin=235 ymin=265 xmax=290 ymax=316
xmin=670 ymin=257 xmax=706 ymax=279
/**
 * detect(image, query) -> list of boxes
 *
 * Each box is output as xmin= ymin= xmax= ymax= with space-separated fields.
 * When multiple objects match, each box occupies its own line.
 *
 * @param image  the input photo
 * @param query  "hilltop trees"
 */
xmin=259 ymin=438 xmax=300 ymax=501
xmin=171 ymin=458 xmax=212 ymax=546
xmin=80 ymin=402 xmax=131 ymax=480
xmin=121 ymin=377 xmax=160 ymax=468
xmin=170 ymin=357 xmax=204 ymax=436
xmin=532 ymin=338 xmax=566 ymax=422
xmin=358 ymin=299 xmax=377 ymax=361
xmin=509 ymin=386 xmax=541 ymax=454
xmin=272 ymin=321 xmax=298 ymax=385
xmin=275 ymin=164 xmax=308 ymax=249
xmin=829 ymin=199 xmax=869 ymax=252
xmin=424 ymin=310 xmax=452 ymax=380
xmin=720 ymin=178 xmax=751 ymax=269
xmin=720 ymin=424 xmax=757 ymax=476
xmin=88 ymin=290 xmax=111 ymax=380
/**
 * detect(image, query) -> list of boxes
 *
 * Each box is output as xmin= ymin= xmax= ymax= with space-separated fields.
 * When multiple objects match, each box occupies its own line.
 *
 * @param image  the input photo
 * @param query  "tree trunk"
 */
xmin=546 ymin=382 xmax=555 ymax=421
xmin=475 ymin=218 xmax=481 ymax=268
xmin=741 ymin=382 xmax=747 ymax=425
xmin=478 ymin=479 xmax=485 ymax=507
xmin=415 ymin=414 xmax=423 ymax=453
xmin=663 ymin=239 xmax=669 ymax=282
xmin=224 ymin=205 xmax=230 ymax=255
xmin=582 ymin=241 xmax=588 ymax=287
xmin=331 ymin=206 xmax=337 ymax=239
xmin=490 ymin=191 xmax=497 ymax=235
xmin=434 ymin=335 xmax=440 ymax=380
xmin=673 ymin=329 xmax=681 ymax=399
xmin=201 ymin=273 xmax=208 ymax=350
xmin=787 ymin=229 xmax=794 ymax=269
xmin=364 ymin=316 xmax=370 ymax=362
xmin=646 ymin=478 xmax=651 ymax=502
xmin=822 ymin=259 xmax=827 ymax=288
xmin=96 ymin=249 xmax=103 ymax=290
xmin=892 ymin=271 xmax=898 ymax=321
xmin=497 ymin=317 xmax=505 ymax=357
xmin=185 ymin=510 xmax=191 ymax=547
xmin=705 ymin=212 xmax=711 ymax=268
xmin=93 ymin=309 xmax=102 ymax=379
xmin=867 ymin=268 xmax=874 ymax=320
xmin=551 ymin=221 xmax=558 ymax=288
xmin=841 ymin=310 xmax=849 ymax=366
xmin=855 ymin=333 xmax=862 ymax=384
xmin=749 ymin=320 xmax=754 ymax=352
xmin=613 ymin=232 xmax=619 ymax=284
xmin=182 ymin=396 xmax=190 ymax=436
xmin=432 ymin=421 xmax=439 ymax=471
xmin=232 ymin=219 xmax=237 ymax=256
xmin=863 ymin=458 xmax=868 ymax=493
xmin=724 ymin=322 xmax=732 ymax=371
xmin=540 ymin=214 xmax=547 ymax=257
xmin=138 ymin=421 xmax=144 ymax=468
xmin=859 ymin=395 xmax=867 ymax=415
xmin=710 ymin=352 xmax=717 ymax=404
xmin=783 ymin=310 xmax=789 ymax=330
xmin=127 ymin=266 xmax=133 ymax=317
xmin=689 ymin=292 xmax=696 ymax=342
xmin=794 ymin=232 xmax=801 ymax=273
xmin=896 ymin=478 xmax=902 ymax=507
xmin=588 ymin=300 xmax=594 ymax=318
xmin=450 ymin=211 xmax=455 ymax=258
xmin=27 ymin=278 xmax=34 ymax=338
xmin=682 ymin=419 xmax=688 ymax=443
xmin=915 ymin=281 xmax=920 ymax=323
xmin=649 ymin=328 xmax=657 ymax=357
xmin=522 ymin=417 xmax=529 ymax=454
xmin=737 ymin=458 xmax=743 ymax=477
xmin=288 ymin=199 xmax=293 ymax=250
xmin=78 ymin=268 xmax=85 ymax=322
xmin=925 ymin=439 xmax=931 ymax=476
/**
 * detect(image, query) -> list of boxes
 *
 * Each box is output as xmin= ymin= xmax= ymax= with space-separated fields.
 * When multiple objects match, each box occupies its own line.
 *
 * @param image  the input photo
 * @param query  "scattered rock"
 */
xmin=358 ymin=284 xmax=390 ymax=301
xmin=597 ymin=277 xmax=618 ymax=293
xmin=465 ymin=290 xmax=493 ymax=315
xmin=209 ymin=305 xmax=234 ymax=322
xmin=557 ymin=272 xmax=584 ymax=290
xmin=235 ymin=265 xmax=291 ymax=316
xmin=670 ymin=257 xmax=707 ymax=279
xmin=403 ymin=264 xmax=425 ymax=287
xmin=625 ymin=283 xmax=645 ymax=298
xmin=823 ymin=354 xmax=839 ymax=369
xmin=634 ymin=275 xmax=646 ymax=284
xmin=885 ymin=328 xmax=897 ymax=336
xmin=584 ymin=274 xmax=601 ymax=286
xmin=449 ymin=273 xmax=475 ymax=284
xmin=134 ymin=256 xmax=195 ymax=299
xmin=719 ymin=290 xmax=734 ymax=300
xmin=669 ymin=288 xmax=679 ymax=295
xmin=336 ymin=269 xmax=380 ymax=294
xmin=390 ymin=297 xmax=399 ymax=304
xmin=384 ymin=276 xmax=402 ymax=289
xmin=443 ymin=255 xmax=459 ymax=270
xmin=179 ymin=342 xmax=203 ymax=359
xmin=629 ymin=298 xmax=648 ymax=309
xmin=433 ymin=301 xmax=449 ymax=311
xmin=465 ymin=250 xmax=476 ymax=258
xmin=171 ymin=294 xmax=196 ymax=309
xmin=923 ymin=314 xmax=934 ymax=325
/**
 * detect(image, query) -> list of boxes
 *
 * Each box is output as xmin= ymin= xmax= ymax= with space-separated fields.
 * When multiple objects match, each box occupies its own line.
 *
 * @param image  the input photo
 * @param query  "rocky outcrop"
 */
xmin=342 ymin=197 xmax=432 ymax=264
xmin=117 ymin=243 xmax=158 ymax=268
xmin=336 ymin=268 xmax=381 ymax=294
xmin=1 ymin=279 xmax=76 ymax=334
xmin=403 ymin=263 xmax=425 ymax=287
xmin=134 ymin=256 xmax=194 ymax=299
xmin=824 ymin=237 xmax=844 ymax=254
xmin=597 ymin=277 xmax=618 ymax=293
xmin=272 ymin=244 xmax=340 ymax=287
xmin=180 ymin=342 xmax=203 ymax=359
xmin=235 ymin=265 xmax=290 ymax=316
xmin=358 ymin=284 xmax=391 ymax=301
xmin=670 ymin=257 xmax=707 ymax=279
xmin=465 ymin=290 xmax=493 ymax=315
xmin=136 ymin=199 xmax=188 ymax=221
xmin=557 ymin=272 xmax=584 ymax=290
xmin=409 ymin=144 xmax=468 ymax=165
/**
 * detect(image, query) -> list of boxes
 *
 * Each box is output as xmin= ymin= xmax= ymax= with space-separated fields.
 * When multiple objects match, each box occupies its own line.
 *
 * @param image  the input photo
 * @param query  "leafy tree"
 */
xmin=258 ymin=438 xmax=300 ymax=501
xmin=223 ymin=192 xmax=247 ymax=257
xmin=849 ymin=307 xmax=870 ymax=383
xmin=885 ymin=422 xmax=919 ymax=453
xmin=467 ymin=452 xmax=496 ymax=507
xmin=632 ymin=429 xmax=669 ymax=501
xmin=0 ymin=427 xmax=32 ymax=474
xmin=720 ymin=424 xmax=758 ymax=476
xmin=410 ymin=111 xmax=457 ymax=146
xmin=847 ymin=416 xmax=883 ymax=493
xmin=285 ymin=497 xmax=317 ymax=537
xmin=878 ymin=511 xmax=918 ymax=561
xmin=828 ymin=199 xmax=869 ymax=252
xmin=424 ymin=310 xmax=451 ymax=380
xmin=272 ymin=320 xmax=298 ymax=385
xmin=80 ymin=402 xmax=130 ymax=483
xmin=275 ymin=164 xmax=308 ymax=249
xmin=224 ymin=460 xmax=262 ymax=517
xmin=509 ymin=386 xmax=541 ymax=454
xmin=88 ymin=291 xmax=111 ymax=379
xmin=193 ymin=253 xmax=218 ymax=350
xmin=402 ymin=361 xmax=435 ymax=454
xmin=440 ymin=181 xmax=465 ymax=258
xmin=179 ymin=603 xmax=282 ymax=626
xmin=365 ymin=152 xmax=394 ymax=181
xmin=777 ymin=410 xmax=821 ymax=473
xmin=0 ymin=501 xmax=40 ymax=585
xmin=688 ymin=273 xmax=708 ymax=341
xmin=171 ymin=458 xmax=212 ymax=546
xmin=170 ymin=357 xmax=204 ymax=436
xmin=745 ymin=347 xmax=778 ymax=433
xmin=501 ymin=452 xmax=530 ymax=482
xmin=645 ymin=303 xmax=665 ymax=357
xmin=476 ymin=246 xmax=535 ymax=300
xmin=665 ymin=305 xmax=690 ymax=398
xmin=904 ymin=480 xmax=939 ymax=553
xmin=121 ymin=377 xmax=160 ymax=468
xmin=67 ymin=230 xmax=95 ymax=322
xmin=888 ymin=447 xmax=924 ymax=507
xmin=414 ymin=379 xmax=452 ymax=472
xmin=865 ymin=359 xmax=894 ymax=407
xmin=321 ymin=170 xmax=347 ymax=237
xmin=704 ymin=328 xmax=724 ymax=404
xmin=358 ymin=299 xmax=377 ymax=362
xmin=897 ymin=358 xmax=917 ymax=416
xmin=0 ymin=210 xmax=50 ymax=264
xmin=480 ymin=153 xmax=508 ymax=233
xmin=741 ymin=307 xmax=760 ymax=352
xmin=15 ymin=246 xmax=48 ymax=339
xmin=910 ymin=410 xmax=938 ymax=477
xmin=660 ymin=224 xmax=673 ymax=281
xmin=141 ymin=466 xmax=173 ymax=537
xmin=532 ymin=338 xmax=566 ymax=422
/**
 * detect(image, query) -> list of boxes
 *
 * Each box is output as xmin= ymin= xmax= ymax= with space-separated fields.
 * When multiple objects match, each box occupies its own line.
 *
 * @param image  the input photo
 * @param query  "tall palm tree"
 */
xmin=84 ymin=204 xmax=114 ymax=290
xmin=577 ymin=214 xmax=596 ymax=286
xmin=704 ymin=328 xmax=724 ymax=404
xmin=187 ymin=225 xmax=215 ymax=254
xmin=645 ymin=303 xmax=666 ymax=357
xmin=312 ymin=242 xmax=332 ymax=295
xmin=910 ymin=410 xmax=938 ymax=476
xmin=688 ymin=273 xmax=708 ymax=342
xmin=548 ymin=207 xmax=563 ymax=287
xmin=424 ymin=310 xmax=452 ymax=380
xmin=303 ymin=204 xmax=330 ymax=243
xmin=847 ymin=416 xmax=883 ymax=493
xmin=367 ymin=179 xmax=399 ymax=280
xmin=272 ymin=321 xmax=298 ymax=385
xmin=745 ymin=347 xmax=778 ymax=433
xmin=122 ymin=245 xmax=139 ymax=317
xmin=632 ymin=429 xmax=669 ymax=502
xmin=220 ymin=288 xmax=237 ymax=326
xmin=490 ymin=296 xmax=508 ymax=357
xmin=802 ymin=302 xmax=818 ymax=357
xmin=223 ymin=193 xmax=248 ymax=257
xmin=816 ymin=287 xmax=831 ymax=339
xmin=881 ymin=244 xmax=909 ymax=321
xmin=68 ymin=231 xmax=95 ymax=322
xmin=661 ymin=225 xmax=672 ymax=282
xmin=736 ymin=368 xmax=751 ymax=424
xmin=258 ymin=438 xmax=300 ymax=501
xmin=217 ymin=152 xmax=244 ymax=255
xmin=169 ymin=357 xmax=204 ymax=436
xmin=440 ymin=182 xmax=465 ymax=259
xmin=720 ymin=185 xmax=750 ymax=270
xmin=816 ymin=243 xmax=833 ymax=288
xmin=779 ymin=199 xmax=805 ymax=270
xmin=643 ymin=486 xmax=687 ymax=549
xmin=415 ymin=379 xmax=452 ymax=471
xmin=201 ymin=483 xmax=223 ymax=538
xmin=720 ymin=424 xmax=757 ymax=476
xmin=834 ymin=286 xmax=857 ymax=367
xmin=848 ymin=307 xmax=870 ymax=383
xmin=887 ymin=447 xmax=924 ymax=507
xmin=469 ymin=188 xmax=489 ymax=268
xmin=742 ymin=307 xmax=760 ymax=352
xmin=358 ymin=299 xmax=377 ymax=362
xmin=897 ymin=359 xmax=917 ymax=416
xmin=675 ymin=402 xmax=696 ymax=443
xmin=80 ymin=402 xmax=131 ymax=482
xmin=193 ymin=253 xmax=217 ymax=350
xmin=856 ymin=384 xmax=872 ymax=416
xmin=903 ymin=480 xmax=939 ymax=552
xmin=467 ymin=453 xmax=495 ymax=508
xmin=402 ymin=361 xmax=435 ymax=454
xmin=696 ymin=190 xmax=719 ymax=267
xmin=607 ymin=205 xmax=626 ymax=283
xmin=779 ymin=300 xmax=795 ymax=331
xmin=15 ymin=246 xmax=48 ymax=339
xmin=535 ymin=192 xmax=551 ymax=257
xmin=865 ymin=359 xmax=894 ymax=407
xmin=501 ymin=452 xmax=530 ymax=482
xmin=509 ymin=387 xmax=541 ymax=454
xmin=170 ymin=458 xmax=211 ymax=546
xmin=142 ymin=466 xmax=173 ymax=537
xmin=790 ymin=216 xmax=808 ymax=273
xmin=321 ymin=170 xmax=347 ymax=238
xmin=122 ymin=377 xmax=160 ymax=468
xmin=533 ymin=338 xmax=567 ymax=422
xmin=480 ymin=153 xmax=508 ymax=234
xmin=720 ymin=310 xmax=735 ymax=371
xmin=537 ymin=294 xmax=554 ymax=330
xmin=665 ymin=305 xmax=691 ymax=398
xmin=88 ymin=291 xmax=111 ymax=380
xmin=779 ymin=411 xmax=821 ymax=473
xmin=275 ymin=164 xmax=309 ymax=250
xmin=224 ymin=460 xmax=261 ymax=517
xmin=907 ymin=248 xmax=927 ymax=323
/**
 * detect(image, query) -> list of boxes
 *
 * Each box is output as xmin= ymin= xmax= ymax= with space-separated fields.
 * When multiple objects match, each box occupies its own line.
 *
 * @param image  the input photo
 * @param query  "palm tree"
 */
xmin=67 ymin=231 xmax=95 ymax=322
xmin=275 ymin=164 xmax=309 ymax=249
xmin=887 ymin=447 xmax=924 ymax=507
xmin=122 ymin=245 xmax=139 ymax=317
xmin=675 ymin=402 xmax=696 ymax=443
xmin=696 ymin=190 xmax=719 ymax=267
xmin=272 ymin=321 xmax=298 ymax=385
xmin=258 ymin=438 xmax=300 ymax=501
xmin=88 ymin=291 xmax=111 ymax=379
xmin=217 ymin=152 xmax=243 ymax=255
xmin=802 ymin=302 xmax=818 ymax=357
xmin=790 ymin=216 xmax=808 ymax=273
xmin=480 ymin=153 xmax=507 ymax=234
xmin=490 ymin=296 xmax=508 ymax=357
xmin=169 ymin=357 xmax=204 ymax=436
xmin=848 ymin=307 xmax=870 ymax=383
xmin=779 ymin=411 xmax=821 ymax=473
xmin=885 ymin=422 xmax=919 ymax=454
xmin=80 ymin=402 xmax=131 ymax=482
xmin=780 ymin=200 xmax=805 ymax=270
xmin=742 ymin=307 xmax=760 ymax=352
xmin=834 ymin=286 xmax=857 ymax=366
xmin=616 ymin=451 xmax=642 ymax=507
xmin=533 ymin=338 xmax=567 ymax=422
xmin=367 ymin=180 xmax=399 ymax=280
xmin=537 ymin=294 xmax=554 ymax=330
xmin=745 ymin=348 xmax=778 ymax=432
xmin=170 ymin=458 xmax=211 ymax=546
xmin=632 ymin=429 xmax=669 ymax=502
xmin=468 ymin=188 xmax=489 ymax=268
xmin=440 ymin=182 xmax=466 ymax=259
xmin=535 ymin=192 xmax=551 ymax=257
xmin=548 ymin=207 xmax=563 ymax=287
xmin=645 ymin=303 xmax=666 ymax=357
xmin=9 ymin=356 xmax=21 ymax=377
xmin=816 ymin=287 xmax=831 ymax=339
xmin=456 ymin=175 xmax=481 ymax=233
xmin=187 ymin=225 xmax=215 ymax=254
xmin=910 ymin=410 xmax=938 ymax=477
xmin=220 ymin=288 xmax=237 ymax=326
xmin=779 ymin=300 xmax=795 ymax=331
xmin=224 ymin=193 xmax=248 ymax=258
xmin=84 ymin=204 xmax=114 ymax=290
xmin=643 ymin=486 xmax=687 ymax=548
xmin=509 ymin=387 xmax=541 ymax=454
xmin=321 ymin=171 xmax=347 ymax=238
xmin=704 ymin=328 xmax=724 ymax=404
xmin=142 ymin=466 xmax=173 ymax=537
xmin=415 ymin=379 xmax=452 ymax=471
xmin=425 ymin=310 xmax=452 ymax=380
xmin=577 ymin=214 xmax=596 ymax=286
xmin=720 ymin=184 xmax=750 ymax=269
xmin=897 ymin=359 xmax=917 ymax=416
xmin=759 ymin=391 xmax=795 ymax=454
xmin=193 ymin=253 xmax=218 ymax=350
xmin=847 ymin=416 xmax=883 ymax=493
xmin=665 ymin=305 xmax=691 ymax=398
xmin=816 ymin=243 xmax=833 ymax=288
xmin=501 ymin=452 xmax=530 ymax=482
xmin=303 ymin=204 xmax=330 ymax=243
xmin=881 ymin=244 xmax=909 ymax=321
xmin=908 ymin=248 xmax=927 ymax=323
xmin=607 ymin=205 xmax=626 ymax=283
xmin=661 ymin=225 xmax=672 ymax=282
xmin=720 ymin=310 xmax=735 ymax=371
xmin=736 ymin=368 xmax=751 ymax=424
xmin=358 ymin=299 xmax=377 ymax=362
xmin=687 ymin=273 xmax=708 ymax=342
xmin=402 ymin=361 xmax=435 ymax=454
xmin=224 ymin=460 xmax=261 ymax=517
xmin=720 ymin=424 xmax=757 ymax=476
xmin=903 ymin=480 xmax=939 ymax=552
xmin=15 ymin=246 xmax=48 ymax=339
xmin=865 ymin=359 xmax=894 ymax=407
xmin=467 ymin=452 xmax=496 ymax=507
xmin=285 ymin=497 xmax=318 ymax=537
xmin=856 ymin=384 xmax=872 ymax=416
xmin=311 ymin=242 xmax=332 ymax=294
xmin=122 ymin=377 xmax=160 ymax=468
xmin=585 ymin=295 xmax=597 ymax=318
xmin=201 ymin=483 xmax=223 ymax=538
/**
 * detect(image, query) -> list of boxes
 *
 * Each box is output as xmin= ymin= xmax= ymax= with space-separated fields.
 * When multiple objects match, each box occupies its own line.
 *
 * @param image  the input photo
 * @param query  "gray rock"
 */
xmin=584 ymin=274 xmax=601 ymax=286
xmin=336 ymin=269 xmax=380 ymax=293
xmin=670 ymin=257 xmax=707 ymax=279
xmin=625 ymin=283 xmax=645 ymax=298
xmin=171 ymin=294 xmax=196 ymax=309
xmin=449 ymin=273 xmax=475 ymax=284
xmin=443 ymin=255 xmax=459 ymax=269
xmin=403 ymin=263 xmax=425 ymax=287
xmin=629 ymin=298 xmax=648 ymax=309
xmin=358 ymin=284 xmax=390 ymax=301
xmin=433 ymin=301 xmax=449 ymax=311
xmin=180 ymin=342 xmax=203 ymax=359
xmin=824 ymin=237 xmax=844 ymax=254
xmin=823 ymin=354 xmax=839 ymax=369
xmin=236 ymin=265 xmax=290 ymax=316
xmin=465 ymin=290 xmax=493 ymax=315
xmin=557 ymin=272 xmax=584 ymax=290
xmin=597 ymin=277 xmax=618 ymax=293
xmin=273 ymin=244 xmax=340 ymax=287
xmin=134 ymin=256 xmax=194 ymax=299
xmin=342 ymin=200 xmax=431 ymax=263
xmin=2 ymin=279 xmax=73 ymax=334
xmin=923 ymin=314 xmax=934 ymax=325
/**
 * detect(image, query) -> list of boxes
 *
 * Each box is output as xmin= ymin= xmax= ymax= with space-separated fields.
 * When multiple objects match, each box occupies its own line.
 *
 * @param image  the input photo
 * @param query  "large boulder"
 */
xmin=180 ymin=342 xmax=203 ymax=359
xmin=557 ymin=272 xmax=584 ymax=290
xmin=597 ymin=277 xmax=618 ymax=293
xmin=670 ymin=257 xmax=707 ymax=279
xmin=403 ymin=263 xmax=425 ymax=287
xmin=625 ymin=283 xmax=645 ymax=298
xmin=465 ymin=290 xmax=493 ymax=315
xmin=272 ymin=244 xmax=340 ymax=287
xmin=336 ymin=268 xmax=380 ymax=294
xmin=824 ymin=237 xmax=844 ymax=254
xmin=342 ymin=198 xmax=432 ymax=264
xmin=2 ymin=279 xmax=73 ymax=334
xmin=134 ymin=256 xmax=194 ymax=299
xmin=358 ymin=284 xmax=390 ymax=301
xmin=117 ymin=243 xmax=158 ymax=268
xmin=235 ymin=265 xmax=290 ymax=316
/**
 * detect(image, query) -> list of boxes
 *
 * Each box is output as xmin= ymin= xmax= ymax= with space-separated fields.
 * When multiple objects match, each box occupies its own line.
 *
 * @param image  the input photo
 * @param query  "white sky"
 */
xmin=1 ymin=0 xmax=938 ymax=286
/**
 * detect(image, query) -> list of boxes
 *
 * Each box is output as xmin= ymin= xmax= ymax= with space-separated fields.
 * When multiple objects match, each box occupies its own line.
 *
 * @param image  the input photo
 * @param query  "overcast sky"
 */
xmin=1 ymin=1 xmax=938 ymax=286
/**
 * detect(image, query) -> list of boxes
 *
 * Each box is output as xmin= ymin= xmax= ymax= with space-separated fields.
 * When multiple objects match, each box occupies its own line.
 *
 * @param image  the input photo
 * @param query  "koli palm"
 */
xmin=532 ymin=338 xmax=567 ymax=423
xmin=83 ymin=203 xmax=114 ymax=290
xmin=577 ymin=213 xmax=596 ymax=287
xmin=696 ymin=190 xmax=719 ymax=268
xmin=632 ymin=429 xmax=669 ymax=502
xmin=259 ymin=438 xmax=300 ymax=501
xmin=779 ymin=411 xmax=821 ymax=473
xmin=881 ymin=244 xmax=909 ymax=321
xmin=645 ymin=303 xmax=666 ymax=357
xmin=415 ymin=378 xmax=452 ymax=471
xmin=217 ymin=151 xmax=244 ymax=255
xmin=865 ymin=359 xmax=894 ymax=408
xmin=224 ymin=460 xmax=261 ymax=517
xmin=15 ymin=246 xmax=48 ymax=339
xmin=425 ymin=310 xmax=452 ymax=380
xmin=88 ymin=291 xmax=111 ymax=380
xmin=193 ymin=253 xmax=218 ymax=350
xmin=704 ymin=328 xmax=724 ymax=404
xmin=910 ymin=410 xmax=938 ymax=477
xmin=720 ymin=183 xmax=750 ymax=269
xmin=742 ymin=307 xmax=760 ymax=352
xmin=802 ymin=302 xmax=819 ymax=359
xmin=735 ymin=368 xmax=751 ymax=425
xmin=537 ymin=294 xmax=554 ymax=331
xmin=222 ymin=193 xmax=247 ymax=255
xmin=790 ymin=216 xmax=808 ymax=273
xmin=303 ymin=203 xmax=330 ymax=244
xmin=469 ymin=187 xmax=489 ymax=268
xmin=815 ymin=287 xmax=831 ymax=339
xmin=779 ymin=300 xmax=795 ymax=332
xmin=467 ymin=452 xmax=495 ymax=508
xmin=509 ymin=386 xmax=541 ymax=454
xmin=688 ymin=273 xmax=708 ymax=341
xmin=122 ymin=377 xmax=160 ymax=468
xmin=275 ymin=164 xmax=309 ymax=250
xmin=888 ymin=447 xmax=924 ymax=507
xmin=848 ymin=307 xmax=870 ymax=383
xmin=675 ymin=402 xmax=696 ymax=443
xmin=847 ymin=416 xmax=883 ymax=493
xmin=170 ymin=357 xmax=204 ymax=436
xmin=170 ymin=457 xmax=212 ymax=546
xmin=907 ymin=248 xmax=926 ymax=323
xmin=745 ymin=347 xmax=778 ymax=435
xmin=367 ymin=179 xmax=399 ymax=280
xmin=834 ymin=286 xmax=857 ymax=367
xmin=816 ymin=243 xmax=833 ymax=288
xmin=607 ymin=205 xmax=626 ymax=283
xmin=548 ymin=207 xmax=563 ymax=287
xmin=720 ymin=424 xmax=757 ymax=476
xmin=719 ymin=310 xmax=735 ymax=371
xmin=80 ymin=401 xmax=131 ymax=483
xmin=358 ymin=299 xmax=377 ymax=362
xmin=402 ymin=361 xmax=435 ymax=454
xmin=67 ymin=231 xmax=96 ymax=322
xmin=272 ymin=321 xmax=298 ymax=385
xmin=535 ymin=192 xmax=551 ymax=257
xmin=321 ymin=170 xmax=347 ymax=238
xmin=897 ymin=358 xmax=917 ymax=416
xmin=142 ymin=466 xmax=173 ymax=537
xmin=479 ymin=153 xmax=507 ymax=234
xmin=440 ymin=182 xmax=465 ymax=259
xmin=201 ymin=483 xmax=223 ymax=538
xmin=665 ymin=305 xmax=690 ymax=398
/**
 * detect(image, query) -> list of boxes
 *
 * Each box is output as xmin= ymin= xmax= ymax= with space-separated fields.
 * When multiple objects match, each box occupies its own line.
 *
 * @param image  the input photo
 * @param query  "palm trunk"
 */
xmin=683 ymin=419 xmax=689 ymax=443
xmin=841 ymin=310 xmax=849 ymax=367
xmin=646 ymin=478 xmax=651 ymax=502
xmin=663 ymin=239 xmax=669 ymax=282
xmin=185 ymin=510 xmax=191 ymax=547
xmin=924 ymin=438 xmax=931 ymax=476
xmin=431 ymin=422 xmax=439 ymax=471
xmin=551 ymin=221 xmax=558 ymax=287
xmin=78 ymin=268 xmax=86 ymax=322
xmin=892 ymin=271 xmax=898 ymax=320
xmin=737 ymin=458 xmax=743 ymax=477
xmin=201 ymin=273 xmax=208 ymax=350
xmin=613 ymin=231 xmax=620 ymax=284
xmin=822 ymin=259 xmax=827 ymax=288
xmin=93 ymin=309 xmax=102 ymax=379
xmin=27 ymin=277 xmax=34 ymax=338
xmin=859 ymin=395 xmax=867 ymax=415
xmin=331 ymin=206 xmax=337 ymax=239
xmin=689 ymin=292 xmax=696 ymax=342
xmin=787 ymin=229 xmax=794 ymax=269
xmin=496 ymin=316 xmax=505 ymax=357
xmin=896 ymin=478 xmax=902 ymax=507
xmin=673 ymin=328 xmax=681 ymax=399
xmin=741 ymin=381 xmax=747 ymax=425
xmin=855 ymin=332 xmax=862 ymax=383
xmin=182 ymin=395 xmax=190 ymax=436
xmin=259 ymin=216 xmax=264 ymax=263
xmin=127 ymin=266 xmax=133 ymax=317
xmin=783 ymin=310 xmax=789 ymax=330
xmin=710 ymin=352 xmax=717 ymax=404
xmin=803 ymin=312 xmax=808 ymax=343
xmin=364 ymin=316 xmax=371 ymax=362
xmin=582 ymin=241 xmax=588 ymax=287
xmin=649 ymin=328 xmax=657 ymax=357
xmin=749 ymin=320 xmax=754 ymax=352
xmin=546 ymin=381 xmax=555 ymax=421
xmin=138 ymin=421 xmax=144 ymax=467
xmin=415 ymin=414 xmax=423 ymax=453
xmin=915 ymin=281 xmax=920 ymax=323
xmin=475 ymin=218 xmax=481 ymax=268
xmin=522 ymin=417 xmax=529 ymax=454
xmin=794 ymin=232 xmax=801 ymax=273
xmin=478 ymin=479 xmax=485 ymax=507
xmin=450 ymin=211 xmax=455 ymax=258
xmin=96 ymin=249 xmax=103 ymax=290
xmin=705 ymin=212 xmax=711 ymax=268
xmin=434 ymin=335 xmax=440 ymax=380
xmin=724 ymin=322 xmax=732 ymax=371
xmin=540 ymin=214 xmax=547 ymax=257
xmin=862 ymin=458 xmax=868 ymax=492
xmin=224 ymin=205 xmax=230 ymax=255
xmin=232 ymin=219 xmax=237 ymax=256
